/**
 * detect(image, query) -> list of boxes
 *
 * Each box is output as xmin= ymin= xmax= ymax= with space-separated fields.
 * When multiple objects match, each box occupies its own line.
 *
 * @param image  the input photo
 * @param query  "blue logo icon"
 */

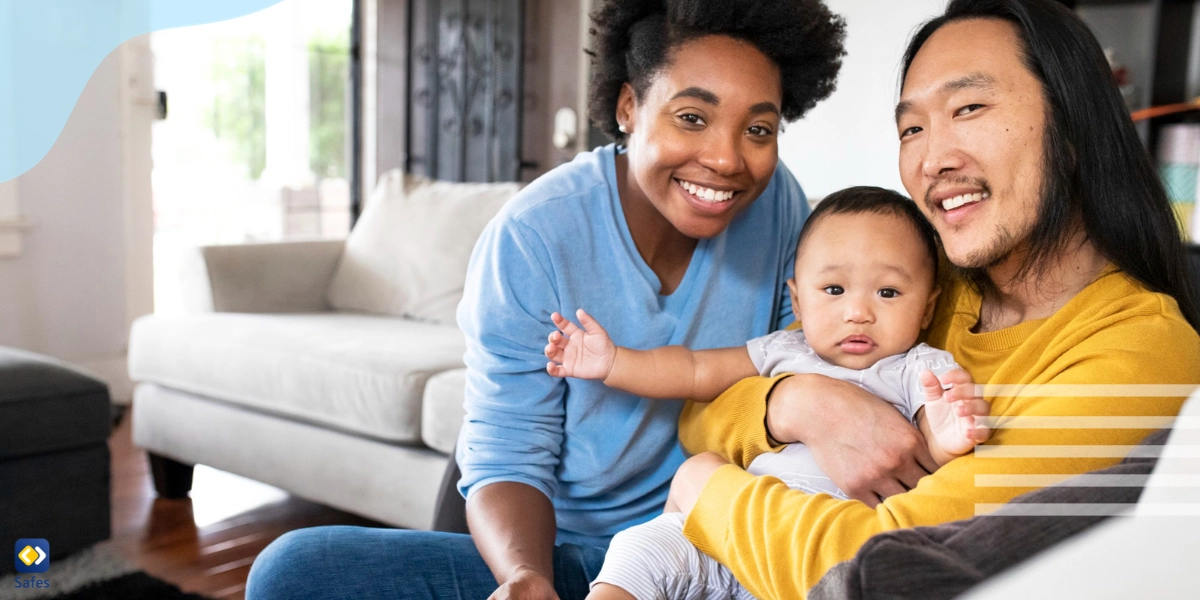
xmin=15 ymin=539 xmax=49 ymax=573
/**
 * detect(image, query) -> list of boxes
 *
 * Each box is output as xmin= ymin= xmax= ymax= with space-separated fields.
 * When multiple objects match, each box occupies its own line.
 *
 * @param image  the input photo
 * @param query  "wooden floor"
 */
xmin=108 ymin=409 xmax=383 ymax=599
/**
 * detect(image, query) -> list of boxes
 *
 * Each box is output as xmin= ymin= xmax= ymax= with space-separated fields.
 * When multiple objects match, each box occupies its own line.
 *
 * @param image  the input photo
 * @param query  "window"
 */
xmin=151 ymin=0 xmax=354 ymax=314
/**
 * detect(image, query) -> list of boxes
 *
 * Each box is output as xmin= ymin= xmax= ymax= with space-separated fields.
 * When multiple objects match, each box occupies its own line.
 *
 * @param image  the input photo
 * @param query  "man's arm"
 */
xmin=675 ymin=315 xmax=1200 ymax=599
xmin=680 ymin=373 xmax=938 ymax=504
xmin=467 ymin=483 xmax=559 ymax=599
xmin=545 ymin=309 xmax=758 ymax=401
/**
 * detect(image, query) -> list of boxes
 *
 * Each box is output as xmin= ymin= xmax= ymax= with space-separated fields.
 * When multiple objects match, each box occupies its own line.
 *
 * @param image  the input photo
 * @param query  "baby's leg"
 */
xmin=589 ymin=512 xmax=755 ymax=600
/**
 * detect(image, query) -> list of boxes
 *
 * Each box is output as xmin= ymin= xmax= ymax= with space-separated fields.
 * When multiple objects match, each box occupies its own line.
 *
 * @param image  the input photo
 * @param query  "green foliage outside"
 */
xmin=208 ymin=35 xmax=267 ymax=180
xmin=309 ymin=30 xmax=349 ymax=179
xmin=205 ymin=30 xmax=348 ymax=181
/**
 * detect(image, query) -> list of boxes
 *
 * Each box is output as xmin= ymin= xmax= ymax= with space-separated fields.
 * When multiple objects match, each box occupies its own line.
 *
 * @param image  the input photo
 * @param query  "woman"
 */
xmin=246 ymin=2 xmax=850 ymax=599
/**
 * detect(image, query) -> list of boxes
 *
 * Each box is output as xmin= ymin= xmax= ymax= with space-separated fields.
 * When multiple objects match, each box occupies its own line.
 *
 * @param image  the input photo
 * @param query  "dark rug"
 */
xmin=1 ymin=543 xmax=215 ymax=600
xmin=44 ymin=572 xmax=213 ymax=600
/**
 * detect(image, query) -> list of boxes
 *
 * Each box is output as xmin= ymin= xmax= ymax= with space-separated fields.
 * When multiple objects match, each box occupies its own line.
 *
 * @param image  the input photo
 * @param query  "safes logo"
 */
xmin=14 ymin=539 xmax=49 ymax=573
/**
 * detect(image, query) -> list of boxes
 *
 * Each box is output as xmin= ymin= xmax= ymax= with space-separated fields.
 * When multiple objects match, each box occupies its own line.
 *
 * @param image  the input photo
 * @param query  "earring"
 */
xmin=618 ymin=124 xmax=627 ymax=133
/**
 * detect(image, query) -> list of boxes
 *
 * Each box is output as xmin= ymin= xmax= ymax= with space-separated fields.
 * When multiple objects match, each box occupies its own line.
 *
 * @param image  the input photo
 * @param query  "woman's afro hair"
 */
xmin=587 ymin=0 xmax=846 ymax=142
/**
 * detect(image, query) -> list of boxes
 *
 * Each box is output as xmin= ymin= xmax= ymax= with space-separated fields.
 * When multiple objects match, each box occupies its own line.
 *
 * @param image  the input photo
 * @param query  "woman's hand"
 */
xmin=488 ymin=567 xmax=559 ymax=600
xmin=545 ymin=309 xmax=617 ymax=381
xmin=667 ymin=452 xmax=732 ymax=516
xmin=767 ymin=374 xmax=938 ymax=506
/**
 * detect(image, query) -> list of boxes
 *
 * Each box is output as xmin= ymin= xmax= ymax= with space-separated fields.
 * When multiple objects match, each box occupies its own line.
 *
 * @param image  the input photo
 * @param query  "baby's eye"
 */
xmin=878 ymin=288 xmax=899 ymax=298
xmin=823 ymin=285 xmax=844 ymax=296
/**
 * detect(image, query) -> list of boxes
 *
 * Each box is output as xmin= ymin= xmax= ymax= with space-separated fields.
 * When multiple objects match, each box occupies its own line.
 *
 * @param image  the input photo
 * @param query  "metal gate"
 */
xmin=407 ymin=0 xmax=523 ymax=182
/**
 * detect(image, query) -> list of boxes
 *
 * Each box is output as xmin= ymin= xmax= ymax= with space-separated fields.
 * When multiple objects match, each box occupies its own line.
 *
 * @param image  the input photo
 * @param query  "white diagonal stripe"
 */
xmin=974 ymin=503 xmax=1135 ymax=516
xmin=980 ymin=416 xmax=1198 ymax=429
xmin=974 ymin=474 xmax=1200 ymax=487
xmin=971 ymin=445 xmax=1196 ymax=459
xmin=978 ymin=384 xmax=1199 ymax=397
xmin=976 ymin=503 xmax=1200 ymax=516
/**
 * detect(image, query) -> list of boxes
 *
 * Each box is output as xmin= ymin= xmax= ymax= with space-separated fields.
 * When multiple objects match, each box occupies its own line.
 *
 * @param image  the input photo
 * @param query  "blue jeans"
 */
xmin=245 ymin=526 xmax=607 ymax=600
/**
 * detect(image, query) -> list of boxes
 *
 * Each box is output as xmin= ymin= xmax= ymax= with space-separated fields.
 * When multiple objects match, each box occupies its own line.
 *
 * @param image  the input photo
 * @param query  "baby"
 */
xmin=544 ymin=186 xmax=990 ymax=600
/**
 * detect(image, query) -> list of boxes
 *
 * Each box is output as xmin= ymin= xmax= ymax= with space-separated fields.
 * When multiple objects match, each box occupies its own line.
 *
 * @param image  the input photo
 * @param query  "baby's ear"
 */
xmin=787 ymin=278 xmax=801 ymax=319
xmin=921 ymin=285 xmax=942 ymax=329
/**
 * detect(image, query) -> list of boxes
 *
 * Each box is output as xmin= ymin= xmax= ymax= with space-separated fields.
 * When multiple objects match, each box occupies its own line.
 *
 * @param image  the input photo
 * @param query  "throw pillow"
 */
xmin=326 ymin=169 xmax=521 ymax=324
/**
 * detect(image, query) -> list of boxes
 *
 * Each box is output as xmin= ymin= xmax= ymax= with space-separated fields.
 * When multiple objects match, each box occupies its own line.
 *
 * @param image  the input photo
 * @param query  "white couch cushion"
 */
xmin=421 ymin=368 xmax=468 ymax=454
xmin=129 ymin=313 xmax=467 ymax=444
xmin=326 ymin=170 xmax=521 ymax=324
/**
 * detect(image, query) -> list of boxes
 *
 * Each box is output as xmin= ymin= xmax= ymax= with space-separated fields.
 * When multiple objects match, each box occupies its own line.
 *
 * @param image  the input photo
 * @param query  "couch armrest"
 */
xmin=181 ymin=240 xmax=345 ymax=313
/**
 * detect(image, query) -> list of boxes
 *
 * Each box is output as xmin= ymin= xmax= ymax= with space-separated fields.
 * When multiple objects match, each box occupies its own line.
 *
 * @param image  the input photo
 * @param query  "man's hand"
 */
xmin=919 ymin=369 xmax=991 ymax=462
xmin=488 ymin=567 xmax=559 ymax=600
xmin=767 ymin=374 xmax=938 ymax=507
xmin=667 ymin=452 xmax=731 ymax=517
xmin=545 ymin=309 xmax=617 ymax=381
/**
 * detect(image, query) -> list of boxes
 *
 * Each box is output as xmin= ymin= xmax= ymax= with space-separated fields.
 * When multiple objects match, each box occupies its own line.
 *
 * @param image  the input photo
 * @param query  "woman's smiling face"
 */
xmin=617 ymin=34 xmax=783 ymax=240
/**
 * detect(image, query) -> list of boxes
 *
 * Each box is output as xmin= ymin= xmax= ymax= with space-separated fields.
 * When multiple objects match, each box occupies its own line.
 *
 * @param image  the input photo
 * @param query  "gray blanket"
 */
xmin=809 ymin=429 xmax=1168 ymax=600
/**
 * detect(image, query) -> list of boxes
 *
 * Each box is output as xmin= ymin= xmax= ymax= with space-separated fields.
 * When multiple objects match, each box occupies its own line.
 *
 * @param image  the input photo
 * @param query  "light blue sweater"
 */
xmin=456 ymin=144 xmax=809 ymax=547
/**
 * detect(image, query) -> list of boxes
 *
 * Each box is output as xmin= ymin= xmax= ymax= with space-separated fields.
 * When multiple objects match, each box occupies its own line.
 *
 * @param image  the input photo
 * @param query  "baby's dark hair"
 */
xmin=799 ymin=186 xmax=941 ymax=281
xmin=587 ymin=0 xmax=846 ymax=141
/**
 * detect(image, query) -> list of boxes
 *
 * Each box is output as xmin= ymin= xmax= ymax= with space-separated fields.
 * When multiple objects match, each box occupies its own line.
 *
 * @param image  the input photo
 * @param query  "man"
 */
xmin=664 ymin=1 xmax=1200 ymax=598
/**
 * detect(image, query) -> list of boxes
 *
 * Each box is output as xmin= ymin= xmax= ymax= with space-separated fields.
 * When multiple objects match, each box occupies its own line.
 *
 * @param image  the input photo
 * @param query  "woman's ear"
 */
xmin=921 ymin=285 xmax=942 ymax=329
xmin=616 ymin=82 xmax=636 ymax=136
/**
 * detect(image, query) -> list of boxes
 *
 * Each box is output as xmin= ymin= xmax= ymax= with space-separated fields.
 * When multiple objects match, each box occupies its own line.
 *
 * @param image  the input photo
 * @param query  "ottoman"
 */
xmin=0 ymin=347 xmax=112 ymax=573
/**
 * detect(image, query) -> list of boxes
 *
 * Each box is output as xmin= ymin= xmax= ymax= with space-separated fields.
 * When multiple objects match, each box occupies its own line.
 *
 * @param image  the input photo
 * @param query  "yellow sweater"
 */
xmin=677 ymin=269 xmax=1200 ymax=600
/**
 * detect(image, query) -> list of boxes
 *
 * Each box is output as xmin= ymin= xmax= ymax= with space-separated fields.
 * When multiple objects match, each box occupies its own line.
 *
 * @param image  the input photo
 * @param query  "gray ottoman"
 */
xmin=0 ymin=347 xmax=112 ymax=573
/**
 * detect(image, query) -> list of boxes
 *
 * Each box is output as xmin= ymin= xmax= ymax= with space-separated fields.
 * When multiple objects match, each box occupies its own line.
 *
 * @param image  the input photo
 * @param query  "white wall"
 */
xmin=780 ymin=0 xmax=947 ymax=201
xmin=0 ymin=40 xmax=154 ymax=403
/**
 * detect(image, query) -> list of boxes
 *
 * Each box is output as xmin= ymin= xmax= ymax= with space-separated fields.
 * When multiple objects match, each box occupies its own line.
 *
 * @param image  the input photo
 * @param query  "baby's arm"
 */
xmin=915 ymin=369 xmax=992 ymax=466
xmin=545 ymin=309 xmax=758 ymax=402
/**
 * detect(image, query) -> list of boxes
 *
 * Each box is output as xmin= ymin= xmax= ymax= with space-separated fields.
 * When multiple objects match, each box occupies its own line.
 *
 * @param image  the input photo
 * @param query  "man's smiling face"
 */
xmin=896 ymin=18 xmax=1047 ymax=270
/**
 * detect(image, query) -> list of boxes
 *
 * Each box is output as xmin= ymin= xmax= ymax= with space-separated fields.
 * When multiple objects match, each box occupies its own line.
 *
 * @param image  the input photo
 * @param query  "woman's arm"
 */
xmin=545 ymin=309 xmax=758 ymax=401
xmin=457 ymin=220 xmax=576 ymax=598
xmin=467 ymin=482 xmax=560 ymax=600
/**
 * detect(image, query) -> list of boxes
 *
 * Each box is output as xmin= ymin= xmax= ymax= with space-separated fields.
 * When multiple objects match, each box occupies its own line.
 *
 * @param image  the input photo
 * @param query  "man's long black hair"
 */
xmin=901 ymin=0 xmax=1200 ymax=330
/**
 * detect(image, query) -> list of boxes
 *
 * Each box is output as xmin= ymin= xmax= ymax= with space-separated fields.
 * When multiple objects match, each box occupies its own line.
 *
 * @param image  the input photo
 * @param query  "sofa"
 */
xmin=127 ymin=172 xmax=520 ymax=529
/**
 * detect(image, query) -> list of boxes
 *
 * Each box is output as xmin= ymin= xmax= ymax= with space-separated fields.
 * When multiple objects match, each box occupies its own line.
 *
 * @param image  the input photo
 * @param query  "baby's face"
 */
xmin=789 ymin=211 xmax=939 ymax=370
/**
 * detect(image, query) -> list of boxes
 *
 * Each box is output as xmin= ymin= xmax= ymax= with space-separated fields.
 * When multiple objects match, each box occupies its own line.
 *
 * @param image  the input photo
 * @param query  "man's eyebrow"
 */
xmin=670 ymin=87 xmax=720 ymax=105
xmin=895 ymin=72 xmax=998 ymax=123
xmin=945 ymin=72 xmax=998 ymax=92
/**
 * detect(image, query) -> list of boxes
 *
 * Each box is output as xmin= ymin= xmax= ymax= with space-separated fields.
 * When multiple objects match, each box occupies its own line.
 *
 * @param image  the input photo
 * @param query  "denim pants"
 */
xmin=245 ymin=526 xmax=607 ymax=600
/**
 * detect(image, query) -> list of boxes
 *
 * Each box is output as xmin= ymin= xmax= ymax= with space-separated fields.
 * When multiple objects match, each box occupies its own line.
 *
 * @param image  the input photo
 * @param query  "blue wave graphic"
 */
xmin=0 ymin=0 xmax=284 ymax=182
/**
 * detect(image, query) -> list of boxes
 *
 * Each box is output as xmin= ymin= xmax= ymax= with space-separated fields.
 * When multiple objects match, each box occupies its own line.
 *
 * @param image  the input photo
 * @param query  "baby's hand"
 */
xmin=919 ymin=369 xmax=991 ymax=460
xmin=545 ymin=309 xmax=617 ymax=381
